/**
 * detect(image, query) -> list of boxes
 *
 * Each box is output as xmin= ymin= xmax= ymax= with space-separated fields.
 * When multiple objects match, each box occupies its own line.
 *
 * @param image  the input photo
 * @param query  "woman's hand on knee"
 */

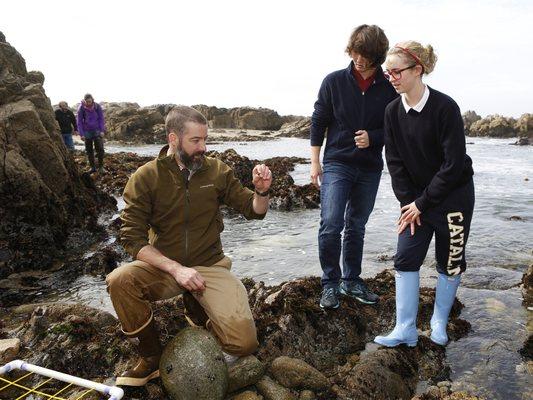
xmin=399 ymin=202 xmax=421 ymax=224
xmin=398 ymin=217 xmax=421 ymax=235
xmin=398 ymin=202 xmax=422 ymax=235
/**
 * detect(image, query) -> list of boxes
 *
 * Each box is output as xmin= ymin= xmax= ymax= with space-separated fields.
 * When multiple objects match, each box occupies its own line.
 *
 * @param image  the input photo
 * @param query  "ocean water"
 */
xmin=70 ymin=137 xmax=532 ymax=399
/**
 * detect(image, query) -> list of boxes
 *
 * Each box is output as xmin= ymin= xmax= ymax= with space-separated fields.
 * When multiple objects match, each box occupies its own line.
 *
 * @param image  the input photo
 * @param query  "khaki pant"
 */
xmin=106 ymin=256 xmax=258 ymax=356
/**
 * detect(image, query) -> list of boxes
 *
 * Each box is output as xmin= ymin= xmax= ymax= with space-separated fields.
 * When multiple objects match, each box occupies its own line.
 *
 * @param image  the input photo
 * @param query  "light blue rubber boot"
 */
xmin=374 ymin=271 xmax=420 ymax=347
xmin=430 ymin=273 xmax=461 ymax=346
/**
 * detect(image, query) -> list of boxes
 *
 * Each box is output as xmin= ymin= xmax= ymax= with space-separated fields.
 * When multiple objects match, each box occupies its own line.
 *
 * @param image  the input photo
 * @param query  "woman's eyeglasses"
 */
xmin=384 ymin=64 xmax=417 ymax=80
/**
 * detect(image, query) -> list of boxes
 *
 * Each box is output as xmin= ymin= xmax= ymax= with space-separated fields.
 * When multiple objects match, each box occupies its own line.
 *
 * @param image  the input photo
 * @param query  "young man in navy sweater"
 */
xmin=310 ymin=25 xmax=397 ymax=309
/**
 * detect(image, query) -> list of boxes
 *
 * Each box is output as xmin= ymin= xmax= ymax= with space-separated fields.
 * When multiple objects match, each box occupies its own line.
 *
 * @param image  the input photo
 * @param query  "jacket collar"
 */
xmin=345 ymin=61 xmax=387 ymax=84
xmin=158 ymin=145 xmax=209 ymax=172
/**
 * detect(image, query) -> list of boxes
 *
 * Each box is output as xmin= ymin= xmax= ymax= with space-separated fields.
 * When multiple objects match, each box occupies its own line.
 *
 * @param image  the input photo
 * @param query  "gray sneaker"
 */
xmin=320 ymin=287 xmax=340 ymax=309
xmin=340 ymin=280 xmax=379 ymax=304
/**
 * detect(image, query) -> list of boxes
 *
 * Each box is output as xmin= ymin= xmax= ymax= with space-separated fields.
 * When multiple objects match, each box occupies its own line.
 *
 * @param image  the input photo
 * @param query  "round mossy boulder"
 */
xmin=159 ymin=327 xmax=228 ymax=400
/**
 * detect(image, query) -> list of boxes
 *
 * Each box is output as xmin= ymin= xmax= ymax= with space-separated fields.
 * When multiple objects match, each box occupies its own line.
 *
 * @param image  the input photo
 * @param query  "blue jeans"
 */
xmin=319 ymin=162 xmax=381 ymax=288
xmin=61 ymin=133 xmax=74 ymax=150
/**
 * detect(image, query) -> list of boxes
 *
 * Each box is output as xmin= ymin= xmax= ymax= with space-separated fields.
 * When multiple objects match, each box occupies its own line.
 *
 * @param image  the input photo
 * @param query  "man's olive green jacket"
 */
xmin=120 ymin=146 xmax=265 ymax=267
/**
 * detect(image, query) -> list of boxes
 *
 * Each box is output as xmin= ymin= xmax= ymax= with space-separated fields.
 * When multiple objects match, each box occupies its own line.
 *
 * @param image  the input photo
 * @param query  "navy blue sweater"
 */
xmin=384 ymin=87 xmax=474 ymax=212
xmin=310 ymin=62 xmax=398 ymax=171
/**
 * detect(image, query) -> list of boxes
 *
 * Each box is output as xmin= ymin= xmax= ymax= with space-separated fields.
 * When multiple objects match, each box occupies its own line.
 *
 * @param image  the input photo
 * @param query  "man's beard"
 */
xmin=178 ymin=147 xmax=205 ymax=172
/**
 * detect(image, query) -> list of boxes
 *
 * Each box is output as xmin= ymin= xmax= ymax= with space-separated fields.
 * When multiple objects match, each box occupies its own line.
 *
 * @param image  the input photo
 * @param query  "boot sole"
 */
xmin=374 ymin=339 xmax=418 ymax=347
xmin=430 ymin=335 xmax=448 ymax=346
xmin=116 ymin=370 xmax=160 ymax=386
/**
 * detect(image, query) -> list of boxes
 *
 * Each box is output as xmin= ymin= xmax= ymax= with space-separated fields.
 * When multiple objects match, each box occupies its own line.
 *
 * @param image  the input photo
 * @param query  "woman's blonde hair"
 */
xmin=388 ymin=41 xmax=437 ymax=75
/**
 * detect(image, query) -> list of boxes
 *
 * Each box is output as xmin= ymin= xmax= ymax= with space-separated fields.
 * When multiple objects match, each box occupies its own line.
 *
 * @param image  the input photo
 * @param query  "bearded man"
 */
xmin=106 ymin=105 xmax=272 ymax=386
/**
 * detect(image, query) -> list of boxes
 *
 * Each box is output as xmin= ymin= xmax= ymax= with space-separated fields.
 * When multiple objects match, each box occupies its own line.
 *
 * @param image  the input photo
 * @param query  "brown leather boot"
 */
xmin=183 ymin=292 xmax=209 ymax=327
xmin=116 ymin=319 xmax=162 ymax=386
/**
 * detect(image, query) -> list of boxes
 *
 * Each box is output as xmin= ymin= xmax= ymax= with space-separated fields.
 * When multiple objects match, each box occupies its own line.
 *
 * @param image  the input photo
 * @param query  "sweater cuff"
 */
xmin=248 ymin=209 xmax=267 ymax=220
xmin=366 ymin=129 xmax=383 ymax=148
xmin=310 ymin=136 xmax=324 ymax=147
xmin=243 ymin=190 xmax=267 ymax=220
xmin=310 ymin=127 xmax=326 ymax=147
xmin=414 ymin=196 xmax=429 ymax=213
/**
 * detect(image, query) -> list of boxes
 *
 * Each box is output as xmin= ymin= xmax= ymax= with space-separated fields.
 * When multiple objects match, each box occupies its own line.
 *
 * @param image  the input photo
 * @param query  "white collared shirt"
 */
xmin=402 ymin=85 xmax=430 ymax=113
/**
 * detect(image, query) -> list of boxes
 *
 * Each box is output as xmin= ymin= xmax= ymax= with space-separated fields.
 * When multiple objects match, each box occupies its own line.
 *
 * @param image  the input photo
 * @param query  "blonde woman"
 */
xmin=374 ymin=42 xmax=474 ymax=347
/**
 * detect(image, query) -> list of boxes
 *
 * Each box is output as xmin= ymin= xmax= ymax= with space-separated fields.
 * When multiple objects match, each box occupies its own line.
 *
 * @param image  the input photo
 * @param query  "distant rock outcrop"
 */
xmin=468 ymin=114 xmax=517 ymax=138
xmin=193 ymin=105 xmax=288 ymax=130
xmin=462 ymin=111 xmax=532 ymax=143
xmin=95 ymin=103 xmax=307 ymax=144
xmin=102 ymin=102 xmax=166 ymax=144
xmin=278 ymin=117 xmax=311 ymax=138
xmin=0 ymin=32 xmax=109 ymax=278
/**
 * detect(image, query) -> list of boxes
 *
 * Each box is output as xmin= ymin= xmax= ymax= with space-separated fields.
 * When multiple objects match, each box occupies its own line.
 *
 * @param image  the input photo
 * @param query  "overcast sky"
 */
xmin=2 ymin=0 xmax=531 ymax=117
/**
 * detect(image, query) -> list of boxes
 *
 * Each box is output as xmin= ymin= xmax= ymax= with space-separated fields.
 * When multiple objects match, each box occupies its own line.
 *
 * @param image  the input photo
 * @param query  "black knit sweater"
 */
xmin=384 ymin=87 xmax=474 ymax=212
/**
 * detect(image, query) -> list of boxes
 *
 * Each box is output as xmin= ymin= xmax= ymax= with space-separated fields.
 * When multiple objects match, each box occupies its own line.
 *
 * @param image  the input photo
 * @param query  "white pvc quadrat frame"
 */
xmin=0 ymin=359 xmax=124 ymax=400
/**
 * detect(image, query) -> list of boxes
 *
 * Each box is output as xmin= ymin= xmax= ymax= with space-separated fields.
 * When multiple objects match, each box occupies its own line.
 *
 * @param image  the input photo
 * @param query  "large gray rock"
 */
xmin=269 ymin=356 xmax=328 ymax=391
xmin=102 ymin=102 xmax=166 ymax=143
xmin=228 ymin=355 xmax=266 ymax=393
xmin=0 ymin=33 xmax=103 ymax=278
xmin=159 ymin=327 xmax=228 ymax=400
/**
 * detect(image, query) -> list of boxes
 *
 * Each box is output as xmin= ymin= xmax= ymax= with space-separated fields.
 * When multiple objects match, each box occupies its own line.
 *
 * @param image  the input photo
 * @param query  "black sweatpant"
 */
xmin=84 ymin=131 xmax=105 ymax=169
xmin=394 ymin=179 xmax=475 ymax=276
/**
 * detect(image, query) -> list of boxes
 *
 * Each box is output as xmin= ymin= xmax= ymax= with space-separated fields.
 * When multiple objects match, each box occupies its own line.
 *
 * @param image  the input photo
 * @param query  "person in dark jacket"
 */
xmin=374 ymin=41 xmax=474 ymax=348
xmin=77 ymin=93 xmax=106 ymax=173
xmin=310 ymin=25 xmax=398 ymax=309
xmin=54 ymin=101 xmax=78 ymax=150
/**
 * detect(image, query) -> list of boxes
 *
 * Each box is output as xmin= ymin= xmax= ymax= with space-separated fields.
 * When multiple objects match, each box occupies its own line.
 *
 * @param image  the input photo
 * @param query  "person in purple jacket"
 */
xmin=77 ymin=93 xmax=106 ymax=173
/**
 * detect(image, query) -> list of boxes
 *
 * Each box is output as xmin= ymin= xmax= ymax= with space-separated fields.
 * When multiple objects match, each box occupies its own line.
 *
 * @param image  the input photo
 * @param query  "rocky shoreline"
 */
xmin=1 ymin=271 xmax=479 ymax=400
